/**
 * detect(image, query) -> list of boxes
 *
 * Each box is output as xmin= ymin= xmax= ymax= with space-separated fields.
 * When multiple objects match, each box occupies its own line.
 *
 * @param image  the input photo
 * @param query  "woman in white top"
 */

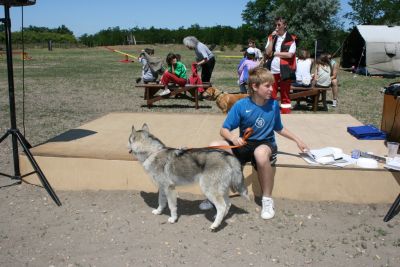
xmin=315 ymin=53 xmax=332 ymax=88
xmin=292 ymin=49 xmax=313 ymax=87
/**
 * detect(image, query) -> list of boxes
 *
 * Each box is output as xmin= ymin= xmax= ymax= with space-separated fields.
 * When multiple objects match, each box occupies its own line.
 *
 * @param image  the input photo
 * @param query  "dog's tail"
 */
xmin=230 ymin=161 xmax=250 ymax=201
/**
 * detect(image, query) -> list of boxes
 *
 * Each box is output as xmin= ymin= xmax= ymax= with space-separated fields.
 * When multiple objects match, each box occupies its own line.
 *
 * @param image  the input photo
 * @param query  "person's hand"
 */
xmin=297 ymin=141 xmax=309 ymax=153
xmin=232 ymin=136 xmax=245 ymax=146
xmin=271 ymin=30 xmax=277 ymax=36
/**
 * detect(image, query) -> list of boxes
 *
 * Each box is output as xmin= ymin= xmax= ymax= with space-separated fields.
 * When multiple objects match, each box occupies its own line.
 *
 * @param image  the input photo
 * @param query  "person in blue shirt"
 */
xmin=200 ymin=67 xmax=309 ymax=220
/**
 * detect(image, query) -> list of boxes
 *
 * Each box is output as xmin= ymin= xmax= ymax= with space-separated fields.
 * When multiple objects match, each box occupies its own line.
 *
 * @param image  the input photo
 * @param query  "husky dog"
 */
xmin=128 ymin=124 xmax=249 ymax=230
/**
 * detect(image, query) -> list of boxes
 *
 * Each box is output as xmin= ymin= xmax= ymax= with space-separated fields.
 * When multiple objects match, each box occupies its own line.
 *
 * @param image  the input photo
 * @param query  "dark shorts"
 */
xmin=228 ymin=140 xmax=278 ymax=168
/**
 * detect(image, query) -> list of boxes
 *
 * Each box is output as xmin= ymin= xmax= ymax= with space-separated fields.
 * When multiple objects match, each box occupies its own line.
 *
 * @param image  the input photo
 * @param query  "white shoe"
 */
xmin=159 ymin=88 xmax=171 ymax=96
xmin=261 ymin=197 xmax=275 ymax=219
xmin=332 ymin=99 xmax=337 ymax=107
xmin=199 ymin=199 xmax=214 ymax=210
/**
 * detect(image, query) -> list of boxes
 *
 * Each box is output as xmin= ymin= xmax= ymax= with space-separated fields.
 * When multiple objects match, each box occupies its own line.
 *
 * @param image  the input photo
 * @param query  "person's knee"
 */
xmin=254 ymin=146 xmax=272 ymax=164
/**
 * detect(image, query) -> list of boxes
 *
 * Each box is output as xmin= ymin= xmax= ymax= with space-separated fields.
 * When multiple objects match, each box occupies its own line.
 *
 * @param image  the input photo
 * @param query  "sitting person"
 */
xmin=136 ymin=48 xmax=158 ymax=84
xmin=158 ymin=53 xmax=188 ymax=96
xmin=199 ymin=67 xmax=309 ymax=219
xmin=314 ymin=53 xmax=332 ymax=88
xmin=328 ymin=53 xmax=339 ymax=107
xmin=237 ymin=47 xmax=260 ymax=93
xmin=292 ymin=48 xmax=313 ymax=87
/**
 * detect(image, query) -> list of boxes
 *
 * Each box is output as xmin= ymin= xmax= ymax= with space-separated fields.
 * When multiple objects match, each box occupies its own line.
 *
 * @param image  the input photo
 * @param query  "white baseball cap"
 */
xmin=246 ymin=47 xmax=256 ymax=54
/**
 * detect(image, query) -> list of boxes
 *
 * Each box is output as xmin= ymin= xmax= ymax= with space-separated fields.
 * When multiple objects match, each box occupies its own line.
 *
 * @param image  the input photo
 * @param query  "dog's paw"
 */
xmin=167 ymin=217 xmax=177 ymax=223
xmin=152 ymin=209 xmax=162 ymax=215
xmin=209 ymin=223 xmax=219 ymax=231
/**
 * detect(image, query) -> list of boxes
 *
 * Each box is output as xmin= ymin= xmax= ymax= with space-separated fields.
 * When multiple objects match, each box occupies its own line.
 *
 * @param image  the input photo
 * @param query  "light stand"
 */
xmin=0 ymin=0 xmax=61 ymax=206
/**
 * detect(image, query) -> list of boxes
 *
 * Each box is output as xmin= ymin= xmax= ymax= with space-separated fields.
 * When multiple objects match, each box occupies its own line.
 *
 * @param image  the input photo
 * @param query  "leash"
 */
xmin=204 ymin=127 xmax=254 ymax=150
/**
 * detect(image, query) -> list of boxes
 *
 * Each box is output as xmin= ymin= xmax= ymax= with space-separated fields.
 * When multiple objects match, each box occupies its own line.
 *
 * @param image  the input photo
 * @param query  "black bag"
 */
xmin=384 ymin=82 xmax=400 ymax=96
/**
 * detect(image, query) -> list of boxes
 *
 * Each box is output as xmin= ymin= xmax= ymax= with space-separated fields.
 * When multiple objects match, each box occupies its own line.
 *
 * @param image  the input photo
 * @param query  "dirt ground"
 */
xmin=0 ymin=182 xmax=398 ymax=266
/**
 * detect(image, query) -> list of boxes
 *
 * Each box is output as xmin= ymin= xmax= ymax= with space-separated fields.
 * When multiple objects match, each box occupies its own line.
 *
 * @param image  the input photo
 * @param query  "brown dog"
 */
xmin=204 ymin=87 xmax=248 ymax=113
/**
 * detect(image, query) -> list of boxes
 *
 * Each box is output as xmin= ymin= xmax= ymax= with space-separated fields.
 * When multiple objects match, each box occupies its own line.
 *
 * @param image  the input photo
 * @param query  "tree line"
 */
xmin=1 ymin=0 xmax=398 ymax=53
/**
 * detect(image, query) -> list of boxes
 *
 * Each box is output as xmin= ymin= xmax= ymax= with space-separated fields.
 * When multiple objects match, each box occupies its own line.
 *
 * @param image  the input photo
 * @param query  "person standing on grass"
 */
xmin=183 ymin=36 xmax=216 ymax=87
xmin=238 ymin=47 xmax=260 ymax=93
xmin=328 ymin=53 xmax=339 ymax=107
xmin=265 ymin=16 xmax=297 ymax=114
xmin=199 ymin=67 xmax=309 ymax=219
xmin=158 ymin=53 xmax=187 ymax=96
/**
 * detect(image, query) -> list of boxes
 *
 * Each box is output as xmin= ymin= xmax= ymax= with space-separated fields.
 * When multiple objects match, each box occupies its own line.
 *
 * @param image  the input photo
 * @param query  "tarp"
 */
xmin=341 ymin=25 xmax=400 ymax=76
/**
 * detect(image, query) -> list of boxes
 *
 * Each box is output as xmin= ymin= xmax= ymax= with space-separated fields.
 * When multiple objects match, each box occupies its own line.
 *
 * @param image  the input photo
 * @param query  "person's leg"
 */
xmin=201 ymin=57 xmax=215 ymax=83
xmin=272 ymin=74 xmax=280 ymax=100
xmin=253 ymin=145 xmax=274 ymax=197
xmin=331 ymin=78 xmax=338 ymax=107
xmin=280 ymin=79 xmax=292 ymax=114
xmin=239 ymin=83 xmax=247 ymax=93
xmin=253 ymin=144 xmax=276 ymax=219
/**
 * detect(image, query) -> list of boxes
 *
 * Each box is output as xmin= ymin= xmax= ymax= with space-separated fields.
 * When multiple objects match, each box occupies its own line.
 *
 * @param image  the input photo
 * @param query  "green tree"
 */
xmin=378 ymin=0 xmax=400 ymax=25
xmin=344 ymin=0 xmax=382 ymax=25
xmin=241 ymin=0 xmax=275 ymax=32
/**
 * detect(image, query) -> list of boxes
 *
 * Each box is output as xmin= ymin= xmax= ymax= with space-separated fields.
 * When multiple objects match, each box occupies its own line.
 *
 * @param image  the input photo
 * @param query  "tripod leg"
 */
xmin=383 ymin=194 xmax=400 ymax=222
xmin=0 ymin=130 xmax=10 ymax=143
xmin=15 ymin=131 xmax=62 ymax=206
xmin=16 ymin=130 xmax=32 ymax=149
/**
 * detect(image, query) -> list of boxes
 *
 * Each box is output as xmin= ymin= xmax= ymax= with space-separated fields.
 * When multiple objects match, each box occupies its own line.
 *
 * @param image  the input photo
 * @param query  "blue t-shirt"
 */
xmin=222 ymin=97 xmax=283 ymax=145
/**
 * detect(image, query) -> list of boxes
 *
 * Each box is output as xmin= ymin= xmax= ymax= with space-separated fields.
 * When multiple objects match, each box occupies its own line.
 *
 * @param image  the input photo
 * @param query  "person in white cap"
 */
xmin=237 ymin=47 xmax=261 ymax=93
xmin=248 ymin=39 xmax=263 ymax=62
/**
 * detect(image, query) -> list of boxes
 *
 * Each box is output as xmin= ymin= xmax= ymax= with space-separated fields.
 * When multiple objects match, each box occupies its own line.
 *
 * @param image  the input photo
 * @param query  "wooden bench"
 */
xmin=290 ymin=85 xmax=331 ymax=111
xmin=135 ymin=83 xmax=212 ymax=109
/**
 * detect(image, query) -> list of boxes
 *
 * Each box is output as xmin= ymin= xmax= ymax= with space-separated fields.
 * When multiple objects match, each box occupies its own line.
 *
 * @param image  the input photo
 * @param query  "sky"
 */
xmin=1 ymin=0 xmax=352 ymax=37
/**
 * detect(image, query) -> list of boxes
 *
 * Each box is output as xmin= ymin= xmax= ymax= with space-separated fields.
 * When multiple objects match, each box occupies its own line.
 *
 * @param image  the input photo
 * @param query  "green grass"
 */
xmin=0 ymin=44 xmax=397 ymax=146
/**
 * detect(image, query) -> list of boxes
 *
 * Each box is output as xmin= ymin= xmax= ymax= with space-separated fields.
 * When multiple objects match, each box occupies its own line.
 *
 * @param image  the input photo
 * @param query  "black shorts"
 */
xmin=228 ymin=140 xmax=278 ymax=168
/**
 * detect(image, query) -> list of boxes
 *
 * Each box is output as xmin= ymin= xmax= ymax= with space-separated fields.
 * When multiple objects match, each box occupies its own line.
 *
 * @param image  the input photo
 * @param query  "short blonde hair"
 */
xmin=247 ymin=67 xmax=274 ymax=94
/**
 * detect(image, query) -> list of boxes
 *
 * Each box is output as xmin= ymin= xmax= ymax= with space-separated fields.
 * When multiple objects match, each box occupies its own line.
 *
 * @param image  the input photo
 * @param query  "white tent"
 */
xmin=341 ymin=25 xmax=400 ymax=76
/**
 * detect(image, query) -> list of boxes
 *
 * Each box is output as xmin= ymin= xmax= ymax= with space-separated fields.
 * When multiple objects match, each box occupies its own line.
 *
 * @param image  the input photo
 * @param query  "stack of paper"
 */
xmin=307 ymin=147 xmax=343 ymax=164
xmin=384 ymin=157 xmax=400 ymax=171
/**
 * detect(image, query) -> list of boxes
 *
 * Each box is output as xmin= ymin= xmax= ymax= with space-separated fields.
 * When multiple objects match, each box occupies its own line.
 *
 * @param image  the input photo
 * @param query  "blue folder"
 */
xmin=347 ymin=124 xmax=387 ymax=140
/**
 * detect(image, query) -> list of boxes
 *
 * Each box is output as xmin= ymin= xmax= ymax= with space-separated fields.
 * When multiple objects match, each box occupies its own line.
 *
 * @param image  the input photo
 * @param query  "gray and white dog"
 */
xmin=128 ymin=124 xmax=249 ymax=230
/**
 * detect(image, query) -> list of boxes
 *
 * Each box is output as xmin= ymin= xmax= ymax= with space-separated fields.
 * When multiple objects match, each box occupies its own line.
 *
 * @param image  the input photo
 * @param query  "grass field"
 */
xmin=0 ymin=44 xmax=397 ymax=151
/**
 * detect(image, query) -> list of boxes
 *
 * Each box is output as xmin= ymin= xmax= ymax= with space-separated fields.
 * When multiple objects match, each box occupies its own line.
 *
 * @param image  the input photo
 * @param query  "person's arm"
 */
xmin=331 ymin=61 xmax=338 ymax=80
xmin=277 ymin=127 xmax=309 ymax=152
xmin=265 ymin=36 xmax=274 ymax=58
xmin=196 ymin=58 xmax=208 ymax=66
xmin=274 ymin=40 xmax=296 ymax=59
xmin=220 ymin=128 xmax=246 ymax=146
xmin=314 ymin=64 xmax=319 ymax=81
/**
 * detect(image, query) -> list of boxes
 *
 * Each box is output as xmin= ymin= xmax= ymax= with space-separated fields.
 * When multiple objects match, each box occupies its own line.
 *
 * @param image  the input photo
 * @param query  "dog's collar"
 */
xmin=215 ymin=91 xmax=225 ymax=101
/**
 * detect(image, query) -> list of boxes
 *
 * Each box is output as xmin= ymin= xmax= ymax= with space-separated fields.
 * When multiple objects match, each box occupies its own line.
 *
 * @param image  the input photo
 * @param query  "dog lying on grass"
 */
xmin=128 ymin=123 xmax=249 ymax=230
xmin=204 ymin=87 xmax=248 ymax=113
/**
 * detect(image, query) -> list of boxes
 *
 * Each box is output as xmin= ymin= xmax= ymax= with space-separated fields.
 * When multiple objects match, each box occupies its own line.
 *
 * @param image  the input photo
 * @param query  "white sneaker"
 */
xmin=261 ymin=197 xmax=275 ymax=219
xmin=199 ymin=199 xmax=214 ymax=210
xmin=159 ymin=88 xmax=171 ymax=96
xmin=332 ymin=99 xmax=337 ymax=107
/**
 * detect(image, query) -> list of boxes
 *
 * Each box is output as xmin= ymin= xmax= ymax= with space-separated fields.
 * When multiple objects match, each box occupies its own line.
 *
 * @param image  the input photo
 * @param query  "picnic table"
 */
xmin=290 ymin=85 xmax=331 ymax=111
xmin=135 ymin=83 xmax=212 ymax=109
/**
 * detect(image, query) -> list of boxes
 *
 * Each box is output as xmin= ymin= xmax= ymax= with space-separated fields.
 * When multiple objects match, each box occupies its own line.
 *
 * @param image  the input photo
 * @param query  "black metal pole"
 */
xmin=3 ymin=4 xmax=20 ymax=179
xmin=0 ymin=3 xmax=61 ymax=206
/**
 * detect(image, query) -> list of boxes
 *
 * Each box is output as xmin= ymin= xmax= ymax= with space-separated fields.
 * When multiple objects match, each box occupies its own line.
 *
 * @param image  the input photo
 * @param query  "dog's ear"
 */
xmin=132 ymin=125 xmax=136 ymax=133
xmin=142 ymin=123 xmax=149 ymax=132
